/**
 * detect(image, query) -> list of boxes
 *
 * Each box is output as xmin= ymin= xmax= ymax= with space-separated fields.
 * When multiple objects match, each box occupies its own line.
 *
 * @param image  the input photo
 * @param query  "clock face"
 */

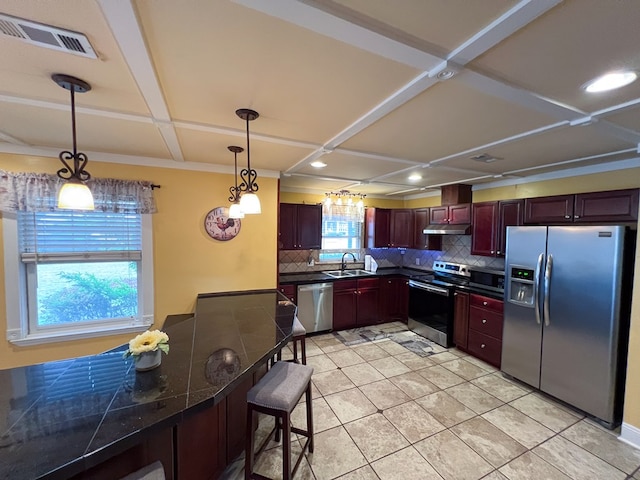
xmin=204 ymin=207 xmax=241 ymax=241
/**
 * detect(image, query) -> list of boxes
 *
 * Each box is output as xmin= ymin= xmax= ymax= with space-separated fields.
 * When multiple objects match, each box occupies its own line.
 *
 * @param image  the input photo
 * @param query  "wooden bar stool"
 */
xmin=277 ymin=316 xmax=307 ymax=365
xmin=245 ymin=361 xmax=314 ymax=480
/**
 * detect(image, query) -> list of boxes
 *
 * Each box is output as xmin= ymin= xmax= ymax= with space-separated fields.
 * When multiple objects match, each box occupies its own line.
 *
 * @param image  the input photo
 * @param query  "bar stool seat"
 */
xmin=245 ymin=361 xmax=314 ymax=480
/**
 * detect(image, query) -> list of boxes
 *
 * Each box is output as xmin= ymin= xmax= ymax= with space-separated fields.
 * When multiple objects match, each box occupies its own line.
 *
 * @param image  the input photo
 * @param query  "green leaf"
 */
xmin=158 ymin=343 xmax=170 ymax=355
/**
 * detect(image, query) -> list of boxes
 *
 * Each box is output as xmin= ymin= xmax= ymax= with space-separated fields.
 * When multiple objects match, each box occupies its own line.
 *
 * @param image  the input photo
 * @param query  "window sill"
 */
xmin=7 ymin=322 xmax=152 ymax=347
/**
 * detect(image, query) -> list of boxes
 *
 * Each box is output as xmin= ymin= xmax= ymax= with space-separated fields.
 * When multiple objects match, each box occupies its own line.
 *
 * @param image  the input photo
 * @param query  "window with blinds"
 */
xmin=18 ymin=211 xmax=142 ymax=260
xmin=17 ymin=211 xmax=143 ymax=332
xmin=319 ymin=219 xmax=363 ymax=261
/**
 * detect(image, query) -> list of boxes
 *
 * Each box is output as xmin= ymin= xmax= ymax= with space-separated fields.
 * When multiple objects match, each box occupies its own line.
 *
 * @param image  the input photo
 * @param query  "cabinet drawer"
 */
xmin=469 ymin=306 xmax=503 ymax=339
xmin=468 ymin=330 xmax=501 ymax=367
xmin=333 ymin=279 xmax=358 ymax=292
xmin=470 ymin=293 xmax=503 ymax=313
xmin=357 ymin=277 xmax=380 ymax=289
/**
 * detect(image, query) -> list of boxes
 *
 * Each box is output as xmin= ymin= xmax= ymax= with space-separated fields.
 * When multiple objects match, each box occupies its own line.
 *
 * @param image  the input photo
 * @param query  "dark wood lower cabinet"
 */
xmin=176 ymin=367 xmax=266 ymax=479
xmin=333 ymin=278 xmax=380 ymax=328
xmin=71 ymin=427 xmax=175 ymax=480
xmin=380 ymin=276 xmax=409 ymax=323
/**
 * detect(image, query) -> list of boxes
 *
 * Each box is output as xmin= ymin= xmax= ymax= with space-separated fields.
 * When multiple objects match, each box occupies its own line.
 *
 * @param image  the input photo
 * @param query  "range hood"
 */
xmin=423 ymin=224 xmax=471 ymax=235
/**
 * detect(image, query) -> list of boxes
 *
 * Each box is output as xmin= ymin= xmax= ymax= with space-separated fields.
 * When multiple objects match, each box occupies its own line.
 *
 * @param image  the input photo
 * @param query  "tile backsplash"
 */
xmin=279 ymin=235 xmax=505 ymax=274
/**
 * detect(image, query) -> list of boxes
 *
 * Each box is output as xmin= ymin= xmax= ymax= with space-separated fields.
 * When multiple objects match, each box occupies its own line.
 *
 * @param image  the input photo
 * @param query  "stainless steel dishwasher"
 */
xmin=296 ymin=283 xmax=334 ymax=333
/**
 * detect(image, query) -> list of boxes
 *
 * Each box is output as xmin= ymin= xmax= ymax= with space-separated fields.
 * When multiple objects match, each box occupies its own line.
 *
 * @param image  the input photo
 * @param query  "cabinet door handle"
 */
xmin=483 ymin=301 xmax=488 ymax=306
xmin=574 ymin=215 xmax=580 ymax=219
xmin=497 ymin=250 xmax=501 ymax=255
xmin=388 ymin=280 xmax=392 ymax=284
xmin=490 ymin=250 xmax=495 ymax=254
xmin=481 ymin=344 xmax=486 ymax=349
xmin=482 ymin=319 xmax=487 ymax=324
xmin=564 ymin=215 xmax=571 ymax=219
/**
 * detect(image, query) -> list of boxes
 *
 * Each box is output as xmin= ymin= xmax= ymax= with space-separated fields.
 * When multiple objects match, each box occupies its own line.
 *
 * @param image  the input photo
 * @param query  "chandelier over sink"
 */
xmin=323 ymin=190 xmax=366 ymax=221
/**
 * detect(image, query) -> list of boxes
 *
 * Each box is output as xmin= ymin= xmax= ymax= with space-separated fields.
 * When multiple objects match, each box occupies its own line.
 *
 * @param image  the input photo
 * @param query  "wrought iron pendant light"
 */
xmin=52 ymin=73 xmax=94 ymax=210
xmin=227 ymin=145 xmax=245 ymax=219
xmin=236 ymin=108 xmax=261 ymax=214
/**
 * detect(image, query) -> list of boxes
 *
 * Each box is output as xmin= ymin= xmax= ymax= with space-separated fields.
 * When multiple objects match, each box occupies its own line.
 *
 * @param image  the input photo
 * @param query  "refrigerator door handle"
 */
xmin=534 ymin=253 xmax=544 ymax=325
xmin=543 ymin=254 xmax=553 ymax=326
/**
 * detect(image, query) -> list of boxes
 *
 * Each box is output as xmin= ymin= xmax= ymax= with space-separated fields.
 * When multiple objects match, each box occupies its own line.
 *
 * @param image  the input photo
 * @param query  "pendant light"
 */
xmin=52 ymin=74 xmax=94 ymax=210
xmin=227 ymin=145 xmax=245 ymax=219
xmin=236 ymin=108 xmax=261 ymax=214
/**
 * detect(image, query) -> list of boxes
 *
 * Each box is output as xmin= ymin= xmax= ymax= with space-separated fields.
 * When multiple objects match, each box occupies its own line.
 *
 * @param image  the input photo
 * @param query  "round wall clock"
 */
xmin=204 ymin=206 xmax=241 ymax=241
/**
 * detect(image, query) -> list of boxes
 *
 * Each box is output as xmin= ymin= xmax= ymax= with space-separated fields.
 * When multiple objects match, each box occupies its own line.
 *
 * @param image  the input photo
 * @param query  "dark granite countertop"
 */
xmin=0 ymin=289 xmax=295 ymax=480
xmin=278 ymin=267 xmax=433 ymax=285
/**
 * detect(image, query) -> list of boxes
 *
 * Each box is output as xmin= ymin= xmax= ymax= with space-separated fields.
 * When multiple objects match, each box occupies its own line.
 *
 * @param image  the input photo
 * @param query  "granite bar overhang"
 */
xmin=0 ymin=289 xmax=294 ymax=480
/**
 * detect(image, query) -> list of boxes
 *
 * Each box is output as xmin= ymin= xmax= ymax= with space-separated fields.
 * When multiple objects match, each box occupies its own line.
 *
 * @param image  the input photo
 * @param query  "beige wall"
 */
xmin=0 ymin=153 xmax=278 ymax=369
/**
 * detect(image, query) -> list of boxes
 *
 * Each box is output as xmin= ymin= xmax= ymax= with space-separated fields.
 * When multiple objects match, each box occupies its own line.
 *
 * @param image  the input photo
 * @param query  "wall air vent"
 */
xmin=470 ymin=153 xmax=501 ymax=163
xmin=0 ymin=13 xmax=97 ymax=59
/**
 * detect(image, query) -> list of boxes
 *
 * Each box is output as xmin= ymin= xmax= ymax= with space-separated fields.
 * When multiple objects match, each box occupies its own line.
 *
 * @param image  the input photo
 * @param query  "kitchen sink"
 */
xmin=324 ymin=269 xmax=375 ymax=278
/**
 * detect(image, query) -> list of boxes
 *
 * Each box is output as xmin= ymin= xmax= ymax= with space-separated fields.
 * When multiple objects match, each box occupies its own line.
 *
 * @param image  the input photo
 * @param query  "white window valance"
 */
xmin=0 ymin=171 xmax=157 ymax=214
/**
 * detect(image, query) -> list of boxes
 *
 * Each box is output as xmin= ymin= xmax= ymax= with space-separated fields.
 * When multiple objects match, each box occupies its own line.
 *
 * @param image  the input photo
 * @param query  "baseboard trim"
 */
xmin=619 ymin=422 xmax=640 ymax=450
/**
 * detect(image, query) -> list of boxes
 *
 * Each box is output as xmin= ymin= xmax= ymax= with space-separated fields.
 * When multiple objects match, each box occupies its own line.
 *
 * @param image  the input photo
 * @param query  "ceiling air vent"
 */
xmin=470 ymin=153 xmax=501 ymax=163
xmin=0 ymin=13 xmax=97 ymax=59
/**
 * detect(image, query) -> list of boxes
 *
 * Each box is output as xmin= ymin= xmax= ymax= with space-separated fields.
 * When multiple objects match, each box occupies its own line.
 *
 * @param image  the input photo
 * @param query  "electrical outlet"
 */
xmin=415 ymin=258 xmax=420 ymax=266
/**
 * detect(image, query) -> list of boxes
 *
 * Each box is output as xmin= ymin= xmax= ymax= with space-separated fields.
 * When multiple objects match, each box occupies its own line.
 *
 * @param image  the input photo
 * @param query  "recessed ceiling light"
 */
xmin=583 ymin=71 xmax=637 ymax=93
xmin=310 ymin=161 xmax=327 ymax=168
xmin=437 ymin=70 xmax=455 ymax=80
xmin=408 ymin=173 xmax=422 ymax=181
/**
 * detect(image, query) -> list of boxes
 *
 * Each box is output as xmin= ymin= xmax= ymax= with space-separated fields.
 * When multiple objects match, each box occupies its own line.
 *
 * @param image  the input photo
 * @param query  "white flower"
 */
xmin=123 ymin=330 xmax=170 ymax=358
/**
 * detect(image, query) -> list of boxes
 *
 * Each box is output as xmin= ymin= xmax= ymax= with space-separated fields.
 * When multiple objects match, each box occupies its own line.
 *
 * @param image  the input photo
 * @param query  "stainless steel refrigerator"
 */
xmin=503 ymin=225 xmax=635 ymax=427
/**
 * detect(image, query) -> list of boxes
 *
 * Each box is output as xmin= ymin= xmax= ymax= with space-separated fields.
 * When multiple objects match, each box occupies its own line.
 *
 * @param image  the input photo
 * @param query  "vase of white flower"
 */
xmin=135 ymin=349 xmax=162 ymax=371
xmin=123 ymin=329 xmax=170 ymax=372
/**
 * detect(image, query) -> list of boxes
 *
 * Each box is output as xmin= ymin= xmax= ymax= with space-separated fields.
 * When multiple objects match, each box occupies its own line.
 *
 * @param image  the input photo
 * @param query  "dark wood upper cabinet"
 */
xmin=413 ymin=208 xmax=442 ymax=250
xmin=524 ymin=195 xmax=574 ymax=223
xmin=365 ymin=208 xmax=391 ymax=248
xmin=429 ymin=206 xmax=449 ymax=225
xmin=390 ymin=209 xmax=413 ymax=248
xmin=279 ymin=203 xmax=322 ymax=250
xmin=471 ymin=200 xmax=524 ymax=257
xmin=574 ymin=189 xmax=639 ymax=222
xmin=367 ymin=208 xmax=414 ymax=248
xmin=429 ymin=204 xmax=471 ymax=225
xmin=496 ymin=199 xmax=524 ymax=256
xmin=524 ymin=189 xmax=639 ymax=224
xmin=471 ymin=202 xmax=498 ymax=257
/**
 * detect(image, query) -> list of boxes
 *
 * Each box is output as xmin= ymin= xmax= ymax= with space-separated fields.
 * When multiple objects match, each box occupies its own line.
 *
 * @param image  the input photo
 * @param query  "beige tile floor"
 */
xmin=222 ymin=322 xmax=640 ymax=480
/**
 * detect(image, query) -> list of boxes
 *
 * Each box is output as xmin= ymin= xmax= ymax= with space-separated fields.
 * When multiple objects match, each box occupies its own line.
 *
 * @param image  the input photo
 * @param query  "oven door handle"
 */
xmin=408 ymin=280 xmax=449 ymax=296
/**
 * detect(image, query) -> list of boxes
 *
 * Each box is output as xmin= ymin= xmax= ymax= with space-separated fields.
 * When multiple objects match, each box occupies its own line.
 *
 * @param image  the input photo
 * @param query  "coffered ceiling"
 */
xmin=0 ymin=0 xmax=639 ymax=198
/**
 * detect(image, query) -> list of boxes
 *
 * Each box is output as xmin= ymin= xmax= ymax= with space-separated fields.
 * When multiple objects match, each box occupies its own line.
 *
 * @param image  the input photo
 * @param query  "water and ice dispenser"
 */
xmin=508 ymin=267 xmax=535 ymax=306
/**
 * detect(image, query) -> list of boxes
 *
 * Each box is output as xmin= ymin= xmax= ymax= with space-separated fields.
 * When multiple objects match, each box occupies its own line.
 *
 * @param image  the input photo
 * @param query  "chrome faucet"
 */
xmin=341 ymin=252 xmax=357 ymax=271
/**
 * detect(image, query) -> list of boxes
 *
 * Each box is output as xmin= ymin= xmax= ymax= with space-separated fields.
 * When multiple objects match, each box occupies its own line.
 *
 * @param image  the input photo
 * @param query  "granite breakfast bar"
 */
xmin=0 ymin=289 xmax=296 ymax=480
